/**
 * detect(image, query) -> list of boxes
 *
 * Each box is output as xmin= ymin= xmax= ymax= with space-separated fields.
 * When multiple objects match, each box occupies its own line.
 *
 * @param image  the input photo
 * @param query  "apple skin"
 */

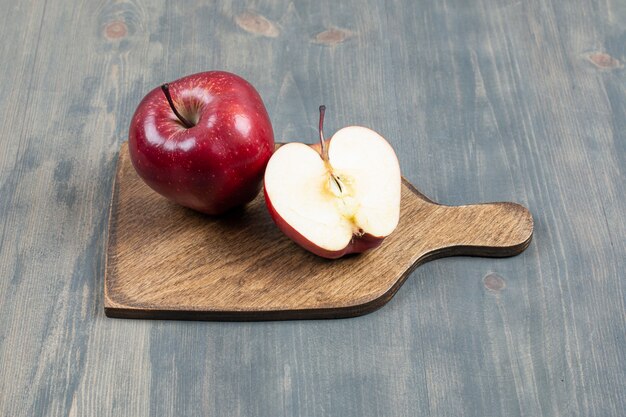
xmin=263 ymin=141 xmax=386 ymax=259
xmin=129 ymin=71 xmax=274 ymax=215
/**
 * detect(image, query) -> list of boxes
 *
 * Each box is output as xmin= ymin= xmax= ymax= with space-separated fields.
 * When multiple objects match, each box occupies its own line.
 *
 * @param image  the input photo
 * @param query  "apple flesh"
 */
xmin=264 ymin=113 xmax=401 ymax=259
xmin=129 ymin=71 xmax=274 ymax=215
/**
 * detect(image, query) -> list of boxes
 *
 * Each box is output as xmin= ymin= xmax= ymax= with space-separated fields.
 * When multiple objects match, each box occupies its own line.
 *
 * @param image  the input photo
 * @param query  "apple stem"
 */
xmin=318 ymin=105 xmax=328 ymax=161
xmin=161 ymin=83 xmax=194 ymax=128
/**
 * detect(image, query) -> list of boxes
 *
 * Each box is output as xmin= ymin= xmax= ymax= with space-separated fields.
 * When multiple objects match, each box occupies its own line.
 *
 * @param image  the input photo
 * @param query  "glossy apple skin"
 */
xmin=264 ymin=140 xmax=386 ymax=259
xmin=129 ymin=71 xmax=274 ymax=215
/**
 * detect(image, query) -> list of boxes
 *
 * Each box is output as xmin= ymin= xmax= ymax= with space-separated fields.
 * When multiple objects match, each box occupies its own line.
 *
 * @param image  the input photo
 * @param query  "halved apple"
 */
xmin=264 ymin=106 xmax=401 ymax=259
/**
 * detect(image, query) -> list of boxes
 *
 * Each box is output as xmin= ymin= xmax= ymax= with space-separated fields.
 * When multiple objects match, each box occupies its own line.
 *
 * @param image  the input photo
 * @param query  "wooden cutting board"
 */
xmin=104 ymin=142 xmax=533 ymax=321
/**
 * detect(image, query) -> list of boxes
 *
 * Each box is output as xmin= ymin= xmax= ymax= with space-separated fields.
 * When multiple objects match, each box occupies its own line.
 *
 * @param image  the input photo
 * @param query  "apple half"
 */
xmin=264 ymin=106 xmax=401 ymax=259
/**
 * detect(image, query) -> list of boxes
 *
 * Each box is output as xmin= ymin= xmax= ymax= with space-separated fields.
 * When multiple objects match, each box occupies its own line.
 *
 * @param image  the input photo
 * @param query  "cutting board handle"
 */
xmin=419 ymin=201 xmax=534 ymax=259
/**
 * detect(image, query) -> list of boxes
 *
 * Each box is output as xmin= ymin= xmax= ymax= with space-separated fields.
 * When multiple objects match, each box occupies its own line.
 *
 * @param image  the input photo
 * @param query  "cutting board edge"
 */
xmin=103 ymin=268 xmax=411 ymax=321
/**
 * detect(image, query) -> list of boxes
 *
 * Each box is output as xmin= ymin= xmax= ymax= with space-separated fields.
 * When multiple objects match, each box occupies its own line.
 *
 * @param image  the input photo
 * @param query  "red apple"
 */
xmin=129 ymin=71 xmax=274 ymax=215
xmin=264 ymin=106 xmax=401 ymax=259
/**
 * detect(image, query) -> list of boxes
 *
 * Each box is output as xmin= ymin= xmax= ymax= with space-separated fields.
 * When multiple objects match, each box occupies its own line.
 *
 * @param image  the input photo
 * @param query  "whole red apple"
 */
xmin=129 ymin=71 xmax=274 ymax=215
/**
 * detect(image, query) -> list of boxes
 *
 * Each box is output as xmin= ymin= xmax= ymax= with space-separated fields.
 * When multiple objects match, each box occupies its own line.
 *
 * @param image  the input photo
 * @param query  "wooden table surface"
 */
xmin=1 ymin=0 xmax=624 ymax=416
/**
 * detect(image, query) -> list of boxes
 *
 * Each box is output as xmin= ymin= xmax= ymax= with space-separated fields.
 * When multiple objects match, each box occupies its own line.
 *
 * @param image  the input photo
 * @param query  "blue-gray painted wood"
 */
xmin=0 ymin=0 xmax=624 ymax=415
